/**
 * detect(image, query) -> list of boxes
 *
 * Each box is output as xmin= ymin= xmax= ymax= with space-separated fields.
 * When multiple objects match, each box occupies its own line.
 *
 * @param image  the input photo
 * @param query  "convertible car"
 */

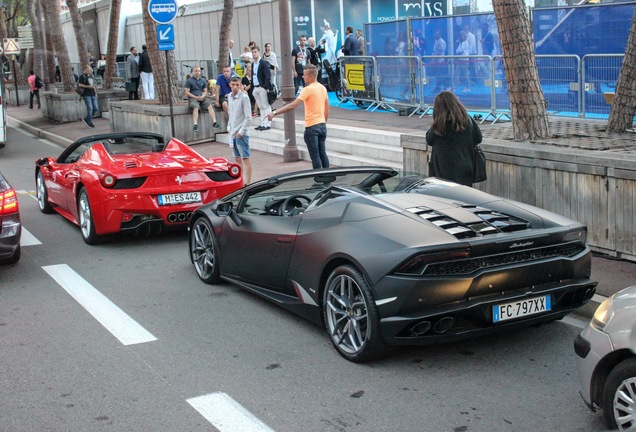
xmin=188 ymin=167 xmax=597 ymax=362
xmin=36 ymin=132 xmax=242 ymax=244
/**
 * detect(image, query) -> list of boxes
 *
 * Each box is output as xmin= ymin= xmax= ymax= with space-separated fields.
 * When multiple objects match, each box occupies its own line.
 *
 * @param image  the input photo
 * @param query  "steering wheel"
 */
xmin=280 ymin=194 xmax=312 ymax=217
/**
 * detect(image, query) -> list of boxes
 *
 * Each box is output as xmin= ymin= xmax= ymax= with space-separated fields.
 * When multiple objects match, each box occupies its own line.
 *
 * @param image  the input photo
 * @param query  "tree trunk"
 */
xmin=40 ymin=0 xmax=75 ymax=92
xmin=217 ymin=0 xmax=234 ymax=74
xmin=104 ymin=0 xmax=121 ymax=90
xmin=141 ymin=0 xmax=179 ymax=105
xmin=492 ymin=0 xmax=549 ymax=140
xmin=65 ymin=0 xmax=89 ymax=69
xmin=607 ymin=9 xmax=636 ymax=133
xmin=26 ymin=0 xmax=45 ymax=81
xmin=42 ymin=0 xmax=56 ymax=85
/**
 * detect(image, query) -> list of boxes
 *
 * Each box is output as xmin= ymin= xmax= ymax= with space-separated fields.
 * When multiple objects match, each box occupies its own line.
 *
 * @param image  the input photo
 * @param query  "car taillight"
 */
xmin=394 ymin=249 xmax=471 ymax=275
xmin=0 ymin=188 xmax=19 ymax=215
xmin=99 ymin=171 xmax=117 ymax=188
xmin=228 ymin=164 xmax=241 ymax=178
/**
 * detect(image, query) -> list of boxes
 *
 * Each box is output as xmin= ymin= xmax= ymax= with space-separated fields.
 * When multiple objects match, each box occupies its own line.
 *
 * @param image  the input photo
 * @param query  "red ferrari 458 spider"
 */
xmin=35 ymin=132 xmax=242 ymax=244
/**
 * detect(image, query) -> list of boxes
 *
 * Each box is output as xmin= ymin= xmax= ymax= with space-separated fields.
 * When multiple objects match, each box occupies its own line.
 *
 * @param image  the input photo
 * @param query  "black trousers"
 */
xmin=128 ymin=77 xmax=140 ymax=100
xmin=30 ymin=90 xmax=41 ymax=108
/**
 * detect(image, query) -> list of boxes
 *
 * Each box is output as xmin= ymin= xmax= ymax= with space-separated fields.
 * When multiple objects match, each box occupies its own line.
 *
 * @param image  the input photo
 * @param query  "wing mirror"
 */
xmin=215 ymin=201 xmax=242 ymax=226
xmin=37 ymin=157 xmax=50 ymax=167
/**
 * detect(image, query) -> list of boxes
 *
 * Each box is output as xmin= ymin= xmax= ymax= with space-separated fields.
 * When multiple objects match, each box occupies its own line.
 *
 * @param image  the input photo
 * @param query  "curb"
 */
xmin=8 ymin=116 xmax=72 ymax=148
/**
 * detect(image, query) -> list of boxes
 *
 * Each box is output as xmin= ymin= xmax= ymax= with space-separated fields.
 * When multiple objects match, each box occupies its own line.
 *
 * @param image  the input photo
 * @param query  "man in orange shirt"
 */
xmin=266 ymin=64 xmax=330 ymax=169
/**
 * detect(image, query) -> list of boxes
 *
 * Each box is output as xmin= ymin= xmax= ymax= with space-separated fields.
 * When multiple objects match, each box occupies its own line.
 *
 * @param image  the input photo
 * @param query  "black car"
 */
xmin=0 ymin=170 xmax=21 ymax=264
xmin=188 ymin=167 xmax=597 ymax=362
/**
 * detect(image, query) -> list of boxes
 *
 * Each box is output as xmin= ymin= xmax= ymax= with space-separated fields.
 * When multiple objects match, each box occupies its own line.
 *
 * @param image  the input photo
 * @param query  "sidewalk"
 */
xmin=6 ymin=101 xmax=636 ymax=316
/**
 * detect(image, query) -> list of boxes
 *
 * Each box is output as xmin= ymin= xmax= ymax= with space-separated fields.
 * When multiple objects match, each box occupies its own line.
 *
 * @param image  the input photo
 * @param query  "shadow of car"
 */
xmin=575 ymin=285 xmax=636 ymax=430
xmin=0 ymin=170 xmax=21 ymax=264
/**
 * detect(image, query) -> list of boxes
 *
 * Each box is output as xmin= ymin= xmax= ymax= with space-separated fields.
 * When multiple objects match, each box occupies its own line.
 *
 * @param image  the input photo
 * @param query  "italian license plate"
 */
xmin=158 ymin=192 xmax=201 ymax=205
xmin=492 ymin=295 xmax=551 ymax=323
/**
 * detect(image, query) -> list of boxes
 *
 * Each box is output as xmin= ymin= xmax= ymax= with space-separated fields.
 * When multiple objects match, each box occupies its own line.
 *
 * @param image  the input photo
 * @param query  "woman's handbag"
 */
xmin=473 ymin=145 xmax=487 ymax=183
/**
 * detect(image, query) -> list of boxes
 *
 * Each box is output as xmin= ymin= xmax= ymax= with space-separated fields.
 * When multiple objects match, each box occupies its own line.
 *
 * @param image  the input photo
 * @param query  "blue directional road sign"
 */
xmin=157 ymin=24 xmax=174 ymax=43
xmin=148 ymin=0 xmax=178 ymax=25
xmin=158 ymin=42 xmax=175 ymax=51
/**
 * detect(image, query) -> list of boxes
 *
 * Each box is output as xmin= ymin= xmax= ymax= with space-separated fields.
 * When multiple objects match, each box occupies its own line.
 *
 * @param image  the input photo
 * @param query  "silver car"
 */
xmin=575 ymin=286 xmax=636 ymax=430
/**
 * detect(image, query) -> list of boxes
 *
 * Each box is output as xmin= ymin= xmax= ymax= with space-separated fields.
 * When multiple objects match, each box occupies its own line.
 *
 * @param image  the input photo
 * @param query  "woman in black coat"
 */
xmin=425 ymin=91 xmax=482 ymax=186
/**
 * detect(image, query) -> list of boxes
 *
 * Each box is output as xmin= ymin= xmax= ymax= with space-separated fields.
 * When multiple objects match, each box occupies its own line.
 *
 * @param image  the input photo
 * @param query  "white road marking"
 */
xmin=562 ymin=315 xmax=588 ymax=329
xmin=20 ymin=227 xmax=42 ymax=246
xmin=42 ymin=264 xmax=157 ymax=346
xmin=187 ymin=393 xmax=275 ymax=432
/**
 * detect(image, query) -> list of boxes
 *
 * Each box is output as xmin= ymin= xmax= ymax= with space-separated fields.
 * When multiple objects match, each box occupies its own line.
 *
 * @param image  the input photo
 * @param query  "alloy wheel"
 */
xmin=190 ymin=218 xmax=219 ymax=283
xmin=325 ymin=274 xmax=370 ymax=355
xmin=613 ymin=377 xmax=636 ymax=430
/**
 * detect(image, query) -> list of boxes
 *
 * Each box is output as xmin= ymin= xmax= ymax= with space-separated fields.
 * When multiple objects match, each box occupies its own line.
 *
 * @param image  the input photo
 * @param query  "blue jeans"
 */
xmin=232 ymin=134 xmax=251 ymax=158
xmin=304 ymin=123 xmax=329 ymax=169
xmin=83 ymin=95 xmax=98 ymax=125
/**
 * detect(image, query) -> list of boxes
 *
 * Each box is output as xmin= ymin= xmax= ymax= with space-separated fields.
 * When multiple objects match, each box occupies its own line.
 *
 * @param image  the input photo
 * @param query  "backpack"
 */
xmin=35 ymin=75 xmax=43 ymax=89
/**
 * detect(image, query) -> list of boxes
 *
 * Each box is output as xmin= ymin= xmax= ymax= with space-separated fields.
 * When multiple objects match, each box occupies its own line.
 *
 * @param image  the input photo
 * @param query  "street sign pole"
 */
xmin=166 ymin=51 xmax=175 ymax=138
xmin=12 ymin=56 xmax=19 ymax=107
xmin=148 ymin=0 xmax=178 ymax=139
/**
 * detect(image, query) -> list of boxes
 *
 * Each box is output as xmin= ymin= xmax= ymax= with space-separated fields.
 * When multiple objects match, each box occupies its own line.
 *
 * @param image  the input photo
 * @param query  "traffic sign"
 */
xmin=3 ymin=38 xmax=20 ymax=55
xmin=157 ymin=24 xmax=174 ymax=43
xmin=17 ymin=25 xmax=34 ymax=49
xmin=148 ymin=0 xmax=178 ymax=24
xmin=158 ymin=42 xmax=175 ymax=51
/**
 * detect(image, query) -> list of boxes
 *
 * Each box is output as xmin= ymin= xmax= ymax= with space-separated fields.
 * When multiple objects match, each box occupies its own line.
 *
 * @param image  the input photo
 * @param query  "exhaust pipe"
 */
xmin=178 ymin=213 xmax=186 ymax=221
xmin=168 ymin=214 xmax=177 ymax=223
xmin=433 ymin=317 xmax=455 ymax=334
xmin=411 ymin=321 xmax=432 ymax=336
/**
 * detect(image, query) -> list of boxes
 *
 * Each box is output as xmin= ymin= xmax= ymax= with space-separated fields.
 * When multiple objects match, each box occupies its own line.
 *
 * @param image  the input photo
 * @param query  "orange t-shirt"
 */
xmin=298 ymin=82 xmax=328 ymax=128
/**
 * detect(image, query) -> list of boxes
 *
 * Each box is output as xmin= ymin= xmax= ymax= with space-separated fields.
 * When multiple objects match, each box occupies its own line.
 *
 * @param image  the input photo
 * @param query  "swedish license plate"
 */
xmin=158 ymin=192 xmax=201 ymax=205
xmin=492 ymin=295 xmax=551 ymax=323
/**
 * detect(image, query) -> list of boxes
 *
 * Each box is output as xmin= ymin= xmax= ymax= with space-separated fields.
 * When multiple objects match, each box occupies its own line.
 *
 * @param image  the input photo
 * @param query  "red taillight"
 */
xmin=0 ymin=188 xmax=19 ymax=215
xmin=228 ymin=164 xmax=241 ymax=178
xmin=99 ymin=171 xmax=117 ymax=188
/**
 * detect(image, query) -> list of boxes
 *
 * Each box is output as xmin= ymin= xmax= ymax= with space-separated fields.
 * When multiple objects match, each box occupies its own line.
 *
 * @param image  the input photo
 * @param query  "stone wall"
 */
xmin=402 ymin=133 xmax=636 ymax=262
xmin=108 ymin=100 xmax=227 ymax=144
xmin=41 ymin=89 xmax=129 ymax=123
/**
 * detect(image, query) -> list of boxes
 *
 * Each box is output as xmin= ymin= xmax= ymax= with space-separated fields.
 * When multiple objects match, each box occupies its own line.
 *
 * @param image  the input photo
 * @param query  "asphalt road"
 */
xmin=0 ymin=127 xmax=615 ymax=431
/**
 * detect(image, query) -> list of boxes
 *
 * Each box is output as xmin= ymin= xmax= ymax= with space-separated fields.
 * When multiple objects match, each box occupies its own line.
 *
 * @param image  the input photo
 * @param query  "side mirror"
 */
xmin=215 ymin=201 xmax=242 ymax=226
xmin=37 ymin=157 xmax=49 ymax=167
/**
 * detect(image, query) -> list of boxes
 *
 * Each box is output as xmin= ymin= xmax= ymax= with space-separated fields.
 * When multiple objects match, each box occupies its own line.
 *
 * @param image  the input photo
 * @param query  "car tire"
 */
xmin=602 ymin=358 xmax=636 ymax=430
xmin=323 ymin=265 xmax=387 ymax=363
xmin=190 ymin=216 xmax=221 ymax=284
xmin=77 ymin=187 xmax=99 ymax=245
xmin=36 ymin=171 xmax=54 ymax=214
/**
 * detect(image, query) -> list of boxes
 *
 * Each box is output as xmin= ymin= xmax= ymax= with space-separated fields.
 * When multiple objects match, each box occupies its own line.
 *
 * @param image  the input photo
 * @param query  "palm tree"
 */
xmin=40 ymin=0 xmax=75 ymax=91
xmin=104 ymin=0 xmax=121 ymax=90
xmin=42 ymin=0 xmax=56 ymax=85
xmin=65 ymin=0 xmax=89 ymax=70
xmin=217 ymin=0 xmax=234 ymax=74
xmin=141 ymin=0 xmax=179 ymax=104
xmin=492 ymin=0 xmax=549 ymax=140
xmin=607 ymin=10 xmax=636 ymax=133
xmin=26 ymin=0 xmax=45 ymax=81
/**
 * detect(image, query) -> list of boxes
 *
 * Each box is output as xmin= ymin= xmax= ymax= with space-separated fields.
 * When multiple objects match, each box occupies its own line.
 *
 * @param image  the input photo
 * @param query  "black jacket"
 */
xmin=138 ymin=50 xmax=153 ymax=73
xmin=426 ymin=118 xmax=482 ymax=186
xmin=253 ymin=58 xmax=272 ymax=90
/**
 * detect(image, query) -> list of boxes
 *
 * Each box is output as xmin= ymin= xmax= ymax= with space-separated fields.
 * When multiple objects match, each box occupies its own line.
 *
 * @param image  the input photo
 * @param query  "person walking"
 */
xmin=266 ymin=64 xmax=329 ymax=169
xmin=263 ymin=42 xmax=279 ymax=92
xmin=425 ymin=91 xmax=482 ymax=186
xmin=27 ymin=70 xmax=42 ymax=109
xmin=185 ymin=66 xmax=220 ymax=133
xmin=125 ymin=46 xmax=140 ymax=100
xmin=78 ymin=65 xmax=98 ymax=128
xmin=356 ymin=29 xmax=365 ymax=56
xmin=227 ymin=76 xmax=253 ymax=185
xmin=138 ymin=45 xmax=154 ymax=99
xmin=251 ymin=45 xmax=273 ymax=131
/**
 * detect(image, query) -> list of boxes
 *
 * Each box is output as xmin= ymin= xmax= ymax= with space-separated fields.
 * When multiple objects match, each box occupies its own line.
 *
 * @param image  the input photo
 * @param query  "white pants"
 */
xmin=253 ymin=86 xmax=271 ymax=127
xmin=140 ymin=71 xmax=154 ymax=99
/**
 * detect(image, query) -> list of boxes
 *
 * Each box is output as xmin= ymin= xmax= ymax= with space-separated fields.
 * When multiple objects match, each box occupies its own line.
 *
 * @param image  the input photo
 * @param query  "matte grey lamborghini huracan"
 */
xmin=188 ymin=167 xmax=597 ymax=362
